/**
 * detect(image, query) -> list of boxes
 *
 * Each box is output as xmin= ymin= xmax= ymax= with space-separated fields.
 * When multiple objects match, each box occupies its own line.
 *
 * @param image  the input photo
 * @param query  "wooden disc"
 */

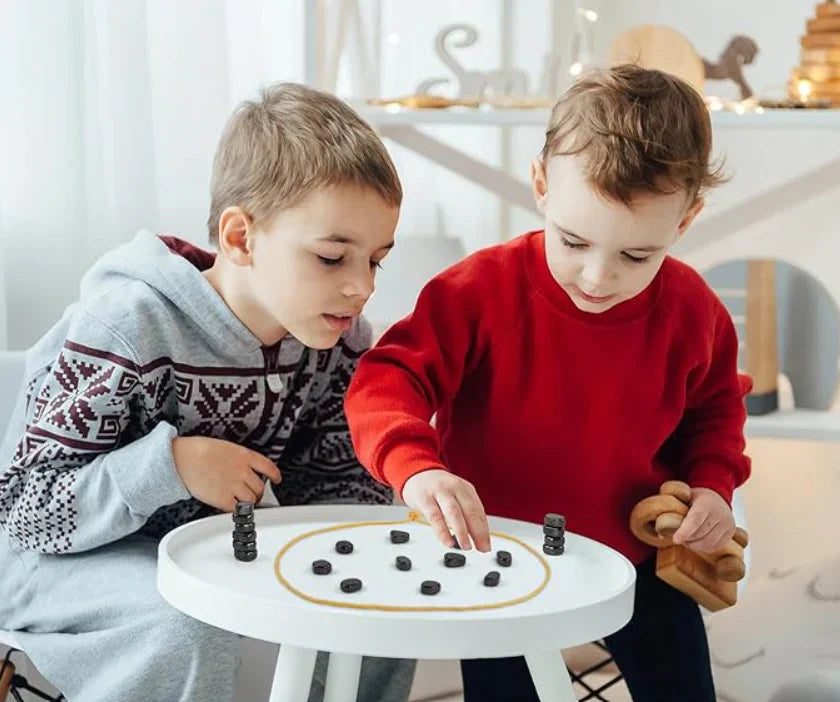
xmin=790 ymin=79 xmax=840 ymax=95
xmin=793 ymin=73 xmax=840 ymax=88
xmin=797 ymin=62 xmax=840 ymax=80
xmin=801 ymin=47 xmax=840 ymax=62
xmin=609 ymin=24 xmax=704 ymax=94
xmin=802 ymin=33 xmax=840 ymax=48
xmin=817 ymin=2 xmax=840 ymax=18
xmin=808 ymin=17 xmax=840 ymax=32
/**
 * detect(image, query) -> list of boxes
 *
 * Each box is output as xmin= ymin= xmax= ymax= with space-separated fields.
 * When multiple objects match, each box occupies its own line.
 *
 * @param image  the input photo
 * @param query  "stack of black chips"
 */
xmin=232 ymin=501 xmax=257 ymax=562
xmin=542 ymin=513 xmax=565 ymax=555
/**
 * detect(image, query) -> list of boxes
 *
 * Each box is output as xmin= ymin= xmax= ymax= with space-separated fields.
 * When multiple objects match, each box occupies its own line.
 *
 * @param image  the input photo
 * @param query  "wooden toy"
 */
xmin=629 ymin=480 xmax=749 ymax=611
xmin=789 ymin=1 xmax=840 ymax=105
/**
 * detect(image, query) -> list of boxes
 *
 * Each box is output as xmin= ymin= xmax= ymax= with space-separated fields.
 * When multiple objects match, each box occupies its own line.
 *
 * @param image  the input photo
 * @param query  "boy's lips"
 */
xmin=322 ymin=312 xmax=357 ymax=331
xmin=573 ymin=287 xmax=616 ymax=304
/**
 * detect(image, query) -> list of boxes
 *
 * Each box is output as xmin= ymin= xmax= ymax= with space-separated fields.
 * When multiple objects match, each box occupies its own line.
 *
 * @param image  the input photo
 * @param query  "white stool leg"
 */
xmin=323 ymin=652 xmax=363 ymax=702
xmin=269 ymin=644 xmax=318 ymax=702
xmin=525 ymin=650 xmax=577 ymax=702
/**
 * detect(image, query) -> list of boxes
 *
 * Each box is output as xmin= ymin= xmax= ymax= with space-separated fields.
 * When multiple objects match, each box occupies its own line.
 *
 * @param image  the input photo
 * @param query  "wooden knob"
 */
xmin=716 ymin=555 xmax=746 ymax=582
xmin=660 ymin=480 xmax=691 ymax=504
xmin=629 ymin=493 xmax=689 ymax=547
xmin=655 ymin=511 xmax=684 ymax=539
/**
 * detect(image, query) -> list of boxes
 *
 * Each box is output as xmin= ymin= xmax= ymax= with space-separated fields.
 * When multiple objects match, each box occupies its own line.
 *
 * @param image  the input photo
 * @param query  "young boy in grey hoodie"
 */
xmin=0 ymin=83 xmax=413 ymax=702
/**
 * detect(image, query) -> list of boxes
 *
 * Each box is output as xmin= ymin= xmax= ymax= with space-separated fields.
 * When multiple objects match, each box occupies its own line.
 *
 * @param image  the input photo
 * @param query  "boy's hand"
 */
xmin=401 ymin=469 xmax=492 ymax=552
xmin=172 ymin=436 xmax=282 ymax=512
xmin=671 ymin=487 xmax=735 ymax=553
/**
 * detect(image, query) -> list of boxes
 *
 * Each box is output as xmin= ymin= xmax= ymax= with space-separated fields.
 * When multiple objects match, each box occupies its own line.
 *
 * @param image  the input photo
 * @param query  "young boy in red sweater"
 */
xmin=345 ymin=64 xmax=751 ymax=701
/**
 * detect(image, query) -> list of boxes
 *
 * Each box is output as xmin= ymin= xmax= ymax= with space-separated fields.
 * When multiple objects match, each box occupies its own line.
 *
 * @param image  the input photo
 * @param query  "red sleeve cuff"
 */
xmin=686 ymin=461 xmax=737 ymax=504
xmin=379 ymin=441 xmax=448 ymax=498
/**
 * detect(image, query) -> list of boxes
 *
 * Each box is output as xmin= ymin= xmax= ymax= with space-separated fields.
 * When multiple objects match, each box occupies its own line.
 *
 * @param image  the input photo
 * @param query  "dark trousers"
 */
xmin=460 ymin=557 xmax=716 ymax=702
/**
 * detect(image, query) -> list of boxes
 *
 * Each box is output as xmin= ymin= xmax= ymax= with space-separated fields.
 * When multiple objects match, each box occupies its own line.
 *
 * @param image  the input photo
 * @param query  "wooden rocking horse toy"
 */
xmin=629 ymin=480 xmax=749 ymax=612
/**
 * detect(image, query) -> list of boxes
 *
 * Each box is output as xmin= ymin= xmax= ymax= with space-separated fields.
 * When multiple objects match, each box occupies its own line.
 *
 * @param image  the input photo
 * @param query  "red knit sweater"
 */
xmin=346 ymin=231 xmax=751 ymax=563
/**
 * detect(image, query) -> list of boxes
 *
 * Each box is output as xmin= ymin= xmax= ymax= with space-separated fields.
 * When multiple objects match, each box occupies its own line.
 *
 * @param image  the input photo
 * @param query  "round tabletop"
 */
xmin=157 ymin=505 xmax=635 ymax=659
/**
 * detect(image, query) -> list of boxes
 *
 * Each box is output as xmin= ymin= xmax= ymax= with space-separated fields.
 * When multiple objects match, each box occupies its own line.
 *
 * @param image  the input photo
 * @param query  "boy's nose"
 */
xmin=582 ymin=261 xmax=613 ymax=288
xmin=341 ymin=272 xmax=374 ymax=300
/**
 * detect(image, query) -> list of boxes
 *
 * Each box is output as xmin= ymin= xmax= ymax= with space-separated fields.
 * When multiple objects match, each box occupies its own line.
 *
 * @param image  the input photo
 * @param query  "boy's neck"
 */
xmin=203 ymin=261 xmax=288 ymax=347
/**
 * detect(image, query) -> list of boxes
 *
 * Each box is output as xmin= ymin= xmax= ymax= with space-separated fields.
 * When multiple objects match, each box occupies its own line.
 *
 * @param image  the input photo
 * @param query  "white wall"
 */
xmin=1 ymin=0 xmax=838 ymax=348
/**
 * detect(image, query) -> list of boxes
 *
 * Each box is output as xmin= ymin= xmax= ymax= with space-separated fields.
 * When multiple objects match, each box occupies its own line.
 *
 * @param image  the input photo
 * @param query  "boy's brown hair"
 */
xmin=541 ymin=64 xmax=726 ymax=203
xmin=208 ymin=83 xmax=402 ymax=244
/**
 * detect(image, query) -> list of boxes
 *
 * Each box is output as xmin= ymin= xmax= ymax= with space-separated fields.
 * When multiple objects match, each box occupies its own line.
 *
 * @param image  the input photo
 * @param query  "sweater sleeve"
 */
xmin=677 ymin=300 xmax=752 ymax=503
xmin=275 ymin=318 xmax=393 ymax=506
xmin=345 ymin=270 xmax=486 ymax=497
xmin=0 ymin=311 xmax=190 ymax=553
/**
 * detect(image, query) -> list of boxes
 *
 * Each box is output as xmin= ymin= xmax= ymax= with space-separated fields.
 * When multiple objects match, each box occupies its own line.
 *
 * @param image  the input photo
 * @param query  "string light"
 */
xmin=796 ymin=79 xmax=812 ymax=101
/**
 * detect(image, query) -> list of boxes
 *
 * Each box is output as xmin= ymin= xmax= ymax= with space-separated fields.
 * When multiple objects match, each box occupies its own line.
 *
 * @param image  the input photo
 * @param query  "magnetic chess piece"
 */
xmin=444 ymin=552 xmax=466 ymax=568
xmin=390 ymin=530 xmax=410 ymax=544
xmin=496 ymin=550 xmax=512 ymax=567
xmin=340 ymin=578 xmax=362 ymax=593
xmin=542 ymin=513 xmax=565 ymax=556
xmin=335 ymin=540 xmax=354 ymax=555
xmin=395 ymin=556 xmax=412 ymax=571
xmin=629 ymin=480 xmax=749 ymax=611
xmin=421 ymin=580 xmax=441 ymax=595
xmin=232 ymin=501 xmax=257 ymax=562
xmin=312 ymin=560 xmax=332 ymax=575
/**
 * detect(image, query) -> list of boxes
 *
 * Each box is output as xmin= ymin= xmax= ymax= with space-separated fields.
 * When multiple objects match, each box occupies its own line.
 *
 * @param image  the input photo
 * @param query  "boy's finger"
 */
xmin=438 ymin=495 xmax=472 ymax=550
xmin=243 ymin=470 xmax=266 ymax=502
xmin=459 ymin=494 xmax=491 ymax=552
xmin=672 ymin=510 xmax=709 ymax=544
xmin=681 ymin=518 xmax=718 ymax=545
xmin=248 ymin=452 xmax=283 ymax=483
xmin=231 ymin=485 xmax=258 ymax=510
xmin=689 ymin=523 xmax=731 ymax=554
xmin=422 ymin=499 xmax=453 ymax=547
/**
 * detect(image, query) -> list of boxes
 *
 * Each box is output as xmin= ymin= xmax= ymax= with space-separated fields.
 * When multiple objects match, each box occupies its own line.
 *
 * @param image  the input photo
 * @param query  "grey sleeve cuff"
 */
xmin=106 ymin=421 xmax=191 ymax=516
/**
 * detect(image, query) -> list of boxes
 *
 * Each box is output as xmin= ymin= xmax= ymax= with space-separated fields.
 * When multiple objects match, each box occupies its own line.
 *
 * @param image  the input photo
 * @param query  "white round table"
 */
xmin=157 ymin=505 xmax=635 ymax=702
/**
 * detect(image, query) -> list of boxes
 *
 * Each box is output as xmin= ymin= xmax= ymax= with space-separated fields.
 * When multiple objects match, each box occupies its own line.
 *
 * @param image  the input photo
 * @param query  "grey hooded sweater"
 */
xmin=0 ymin=232 xmax=391 ymax=554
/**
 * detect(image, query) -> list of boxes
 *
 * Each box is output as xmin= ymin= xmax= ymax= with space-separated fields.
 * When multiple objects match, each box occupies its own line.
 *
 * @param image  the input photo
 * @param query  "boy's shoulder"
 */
xmin=65 ymin=232 xmax=253 ymax=365
xmin=658 ymin=256 xmax=728 ymax=326
xmin=435 ymin=231 xmax=533 ymax=289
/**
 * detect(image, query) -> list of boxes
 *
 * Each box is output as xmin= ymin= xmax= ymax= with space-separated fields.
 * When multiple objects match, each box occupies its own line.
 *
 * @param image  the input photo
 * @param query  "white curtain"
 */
xmin=0 ymin=0 xmax=305 ymax=349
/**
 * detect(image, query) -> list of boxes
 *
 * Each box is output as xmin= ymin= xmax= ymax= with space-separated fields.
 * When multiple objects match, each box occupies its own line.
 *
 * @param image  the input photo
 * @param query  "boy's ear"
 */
xmin=530 ymin=157 xmax=549 ymax=214
xmin=676 ymin=197 xmax=705 ymax=239
xmin=218 ymin=207 xmax=254 ymax=266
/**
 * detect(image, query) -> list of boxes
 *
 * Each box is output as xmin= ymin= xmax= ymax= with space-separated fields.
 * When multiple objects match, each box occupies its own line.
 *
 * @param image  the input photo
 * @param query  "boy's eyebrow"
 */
xmin=318 ymin=234 xmax=395 ymax=250
xmin=555 ymin=224 xmax=663 ymax=253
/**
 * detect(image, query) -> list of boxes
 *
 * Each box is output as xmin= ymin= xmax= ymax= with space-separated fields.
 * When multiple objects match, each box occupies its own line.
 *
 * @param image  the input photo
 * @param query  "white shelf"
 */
xmin=746 ymin=409 xmax=840 ymax=442
xmin=358 ymin=105 xmax=840 ymax=130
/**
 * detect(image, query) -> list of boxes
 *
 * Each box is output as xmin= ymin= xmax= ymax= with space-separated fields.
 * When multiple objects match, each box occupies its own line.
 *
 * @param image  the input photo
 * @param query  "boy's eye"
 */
xmin=622 ymin=252 xmax=650 ymax=264
xmin=370 ymin=260 xmax=384 ymax=271
xmin=318 ymin=255 xmax=343 ymax=266
xmin=561 ymin=238 xmax=587 ymax=250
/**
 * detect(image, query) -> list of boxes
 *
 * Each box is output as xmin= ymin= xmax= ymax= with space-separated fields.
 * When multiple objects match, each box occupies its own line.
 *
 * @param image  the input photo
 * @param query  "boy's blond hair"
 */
xmin=541 ymin=64 xmax=726 ymax=204
xmin=208 ymin=83 xmax=402 ymax=244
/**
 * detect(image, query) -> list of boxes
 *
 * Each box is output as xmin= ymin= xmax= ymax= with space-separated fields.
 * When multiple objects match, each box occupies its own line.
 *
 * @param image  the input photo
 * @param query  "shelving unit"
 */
xmin=358 ymin=105 xmax=840 ymax=128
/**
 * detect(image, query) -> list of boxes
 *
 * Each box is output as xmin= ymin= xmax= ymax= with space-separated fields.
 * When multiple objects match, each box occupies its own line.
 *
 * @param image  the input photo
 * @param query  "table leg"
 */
xmin=525 ymin=650 xmax=577 ymax=702
xmin=269 ymin=644 xmax=318 ymax=702
xmin=323 ymin=652 xmax=363 ymax=702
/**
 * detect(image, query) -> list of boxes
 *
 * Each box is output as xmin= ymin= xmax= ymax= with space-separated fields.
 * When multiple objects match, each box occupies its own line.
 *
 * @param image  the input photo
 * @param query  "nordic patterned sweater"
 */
xmin=0 ymin=232 xmax=391 ymax=554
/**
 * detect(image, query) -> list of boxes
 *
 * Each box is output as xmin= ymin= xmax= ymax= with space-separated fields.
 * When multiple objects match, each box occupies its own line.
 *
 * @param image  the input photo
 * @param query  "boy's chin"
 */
xmin=291 ymin=324 xmax=343 ymax=350
xmin=570 ymin=297 xmax=620 ymax=314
